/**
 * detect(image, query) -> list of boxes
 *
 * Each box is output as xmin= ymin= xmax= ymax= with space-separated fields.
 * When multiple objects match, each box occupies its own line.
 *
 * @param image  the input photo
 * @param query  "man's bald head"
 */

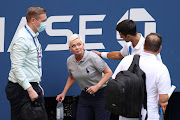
xmin=145 ymin=33 xmax=162 ymax=53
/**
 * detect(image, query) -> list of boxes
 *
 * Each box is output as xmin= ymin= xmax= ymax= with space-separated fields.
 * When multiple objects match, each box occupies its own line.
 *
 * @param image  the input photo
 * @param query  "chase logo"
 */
xmin=116 ymin=8 xmax=156 ymax=47
xmin=0 ymin=8 xmax=155 ymax=52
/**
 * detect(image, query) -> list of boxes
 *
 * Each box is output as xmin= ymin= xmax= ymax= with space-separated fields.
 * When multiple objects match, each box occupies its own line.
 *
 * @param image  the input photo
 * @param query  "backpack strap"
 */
xmin=128 ymin=54 xmax=148 ymax=120
xmin=128 ymin=54 xmax=140 ymax=72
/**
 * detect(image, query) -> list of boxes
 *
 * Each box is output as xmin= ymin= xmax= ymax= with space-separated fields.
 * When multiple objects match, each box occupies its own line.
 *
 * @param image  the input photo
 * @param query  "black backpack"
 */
xmin=104 ymin=55 xmax=147 ymax=119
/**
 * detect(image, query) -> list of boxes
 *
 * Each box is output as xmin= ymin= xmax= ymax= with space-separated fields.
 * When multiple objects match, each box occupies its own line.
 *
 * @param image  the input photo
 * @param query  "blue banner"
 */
xmin=0 ymin=0 xmax=179 ymax=119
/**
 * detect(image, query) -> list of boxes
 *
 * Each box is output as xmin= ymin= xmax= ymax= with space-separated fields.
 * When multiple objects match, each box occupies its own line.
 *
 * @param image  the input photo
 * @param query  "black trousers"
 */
xmin=110 ymin=113 xmax=119 ymax=120
xmin=76 ymin=87 xmax=110 ymax=120
xmin=5 ymin=81 xmax=45 ymax=120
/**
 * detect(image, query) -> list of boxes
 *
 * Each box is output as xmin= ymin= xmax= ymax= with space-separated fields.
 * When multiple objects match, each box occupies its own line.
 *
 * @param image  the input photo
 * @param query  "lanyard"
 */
xmin=25 ymin=25 xmax=39 ymax=53
xmin=25 ymin=25 xmax=42 ymax=68
xmin=129 ymin=46 xmax=132 ymax=55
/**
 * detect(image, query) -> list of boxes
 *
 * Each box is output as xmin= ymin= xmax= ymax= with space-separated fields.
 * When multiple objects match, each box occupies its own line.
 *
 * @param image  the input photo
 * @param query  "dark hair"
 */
xmin=26 ymin=6 xmax=46 ymax=23
xmin=116 ymin=19 xmax=137 ymax=36
xmin=145 ymin=33 xmax=162 ymax=52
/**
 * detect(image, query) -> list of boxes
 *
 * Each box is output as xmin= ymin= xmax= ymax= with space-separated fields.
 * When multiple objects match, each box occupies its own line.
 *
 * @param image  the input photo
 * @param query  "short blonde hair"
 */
xmin=68 ymin=34 xmax=83 ymax=46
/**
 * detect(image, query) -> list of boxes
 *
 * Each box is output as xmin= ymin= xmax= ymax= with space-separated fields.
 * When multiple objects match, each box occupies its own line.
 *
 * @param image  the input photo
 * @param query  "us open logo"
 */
xmin=116 ymin=8 xmax=156 ymax=47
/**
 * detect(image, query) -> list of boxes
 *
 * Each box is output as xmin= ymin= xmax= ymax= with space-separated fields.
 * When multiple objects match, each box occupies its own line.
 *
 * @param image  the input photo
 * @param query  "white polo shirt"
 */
xmin=120 ymin=33 xmax=162 ymax=62
xmin=112 ymin=52 xmax=171 ymax=120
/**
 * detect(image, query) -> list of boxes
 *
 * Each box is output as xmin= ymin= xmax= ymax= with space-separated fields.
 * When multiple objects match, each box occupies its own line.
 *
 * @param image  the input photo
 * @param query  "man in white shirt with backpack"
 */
xmin=112 ymin=33 xmax=171 ymax=120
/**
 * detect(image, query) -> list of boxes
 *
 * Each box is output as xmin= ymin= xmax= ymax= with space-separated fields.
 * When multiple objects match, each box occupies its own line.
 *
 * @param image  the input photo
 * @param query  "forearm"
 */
xmin=159 ymin=94 xmax=169 ymax=103
xmin=97 ymin=67 xmax=112 ymax=88
xmin=97 ymin=73 xmax=112 ymax=88
xmin=108 ymin=51 xmax=124 ymax=60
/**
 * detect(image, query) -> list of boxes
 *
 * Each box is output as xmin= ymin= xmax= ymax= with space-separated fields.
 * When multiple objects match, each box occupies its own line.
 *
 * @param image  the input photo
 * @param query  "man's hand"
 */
xmin=159 ymin=101 xmax=168 ymax=114
xmin=92 ymin=50 xmax=101 ymax=57
xmin=27 ymin=86 xmax=38 ymax=101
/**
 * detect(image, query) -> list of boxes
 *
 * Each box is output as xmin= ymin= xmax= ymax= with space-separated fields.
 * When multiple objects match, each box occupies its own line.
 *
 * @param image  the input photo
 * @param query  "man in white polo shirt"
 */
xmin=112 ymin=33 xmax=171 ymax=120
xmin=92 ymin=19 xmax=162 ymax=62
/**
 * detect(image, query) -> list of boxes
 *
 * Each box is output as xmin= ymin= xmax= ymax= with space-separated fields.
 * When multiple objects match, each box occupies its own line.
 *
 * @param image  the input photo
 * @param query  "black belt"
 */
xmin=82 ymin=87 xmax=105 ymax=96
xmin=8 ymin=81 xmax=38 ymax=86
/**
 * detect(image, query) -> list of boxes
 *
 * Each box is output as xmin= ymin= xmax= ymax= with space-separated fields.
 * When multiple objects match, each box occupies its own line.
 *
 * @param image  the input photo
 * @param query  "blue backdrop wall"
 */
xmin=0 ymin=0 xmax=179 ymax=119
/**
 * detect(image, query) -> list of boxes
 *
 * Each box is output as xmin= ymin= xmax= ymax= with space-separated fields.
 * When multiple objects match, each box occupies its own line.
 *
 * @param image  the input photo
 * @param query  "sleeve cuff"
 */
xmin=20 ymin=80 xmax=31 ymax=90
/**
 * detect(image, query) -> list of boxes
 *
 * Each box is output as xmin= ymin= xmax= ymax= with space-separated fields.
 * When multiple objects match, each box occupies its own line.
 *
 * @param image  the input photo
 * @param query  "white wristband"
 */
xmin=101 ymin=52 xmax=109 ymax=59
